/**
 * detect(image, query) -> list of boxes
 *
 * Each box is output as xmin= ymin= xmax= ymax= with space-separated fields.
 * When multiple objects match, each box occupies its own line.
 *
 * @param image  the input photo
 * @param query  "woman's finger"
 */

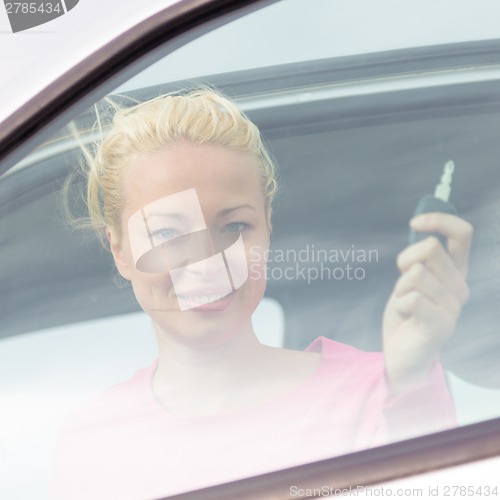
xmin=409 ymin=212 xmax=473 ymax=276
xmin=394 ymin=290 xmax=456 ymax=340
xmin=393 ymin=262 xmax=463 ymax=314
xmin=396 ymin=237 xmax=470 ymax=305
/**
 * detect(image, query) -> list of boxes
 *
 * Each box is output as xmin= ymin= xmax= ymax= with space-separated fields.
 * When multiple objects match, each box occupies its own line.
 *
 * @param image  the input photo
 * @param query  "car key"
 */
xmin=409 ymin=160 xmax=458 ymax=248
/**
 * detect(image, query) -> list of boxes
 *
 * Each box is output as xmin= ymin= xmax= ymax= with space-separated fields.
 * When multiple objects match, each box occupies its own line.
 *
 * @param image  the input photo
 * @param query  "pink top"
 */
xmin=51 ymin=337 xmax=456 ymax=500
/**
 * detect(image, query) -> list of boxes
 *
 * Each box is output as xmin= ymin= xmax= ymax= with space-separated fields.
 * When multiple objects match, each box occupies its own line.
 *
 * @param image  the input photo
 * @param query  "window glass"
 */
xmin=118 ymin=0 xmax=500 ymax=92
xmin=2 ymin=1 xmax=500 ymax=498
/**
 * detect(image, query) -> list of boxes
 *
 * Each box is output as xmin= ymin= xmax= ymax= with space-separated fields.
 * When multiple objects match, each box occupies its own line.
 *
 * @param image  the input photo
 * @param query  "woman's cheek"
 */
xmin=130 ymin=269 xmax=177 ymax=312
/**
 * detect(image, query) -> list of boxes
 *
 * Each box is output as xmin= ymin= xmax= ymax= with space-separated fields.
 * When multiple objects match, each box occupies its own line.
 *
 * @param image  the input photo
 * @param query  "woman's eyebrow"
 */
xmin=217 ymin=204 xmax=257 ymax=217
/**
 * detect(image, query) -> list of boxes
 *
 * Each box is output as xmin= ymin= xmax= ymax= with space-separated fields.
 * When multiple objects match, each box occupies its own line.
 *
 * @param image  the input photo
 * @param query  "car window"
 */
xmin=2 ymin=0 xmax=500 ymax=498
xmin=117 ymin=0 xmax=500 ymax=91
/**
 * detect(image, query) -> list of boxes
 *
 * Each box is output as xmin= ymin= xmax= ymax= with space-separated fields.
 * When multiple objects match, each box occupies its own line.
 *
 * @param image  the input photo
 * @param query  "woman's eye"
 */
xmin=223 ymin=221 xmax=250 ymax=233
xmin=152 ymin=228 xmax=179 ymax=241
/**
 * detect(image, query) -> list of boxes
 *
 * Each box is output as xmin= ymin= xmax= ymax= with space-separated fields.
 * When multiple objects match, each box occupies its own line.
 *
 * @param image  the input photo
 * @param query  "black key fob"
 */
xmin=409 ymin=195 xmax=458 ymax=247
xmin=409 ymin=160 xmax=457 ymax=248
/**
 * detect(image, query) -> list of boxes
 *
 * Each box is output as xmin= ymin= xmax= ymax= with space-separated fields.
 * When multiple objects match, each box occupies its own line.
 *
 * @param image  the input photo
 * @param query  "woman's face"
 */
xmin=108 ymin=141 xmax=270 ymax=346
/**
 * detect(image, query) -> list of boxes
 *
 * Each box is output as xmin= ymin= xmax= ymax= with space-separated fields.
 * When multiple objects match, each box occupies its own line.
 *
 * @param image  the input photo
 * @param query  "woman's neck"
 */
xmin=151 ymin=321 xmax=277 ymax=416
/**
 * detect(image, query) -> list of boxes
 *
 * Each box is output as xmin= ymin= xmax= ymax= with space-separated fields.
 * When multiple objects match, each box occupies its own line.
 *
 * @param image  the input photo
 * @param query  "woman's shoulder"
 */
xmin=302 ymin=336 xmax=386 ymax=388
xmin=306 ymin=336 xmax=383 ymax=362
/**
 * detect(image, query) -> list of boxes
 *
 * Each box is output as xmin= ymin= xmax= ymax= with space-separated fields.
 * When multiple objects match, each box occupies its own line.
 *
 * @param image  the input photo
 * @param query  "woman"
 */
xmin=52 ymin=88 xmax=472 ymax=499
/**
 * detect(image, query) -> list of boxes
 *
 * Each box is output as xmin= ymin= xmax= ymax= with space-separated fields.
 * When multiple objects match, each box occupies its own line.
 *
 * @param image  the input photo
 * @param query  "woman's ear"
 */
xmin=106 ymin=228 xmax=132 ymax=281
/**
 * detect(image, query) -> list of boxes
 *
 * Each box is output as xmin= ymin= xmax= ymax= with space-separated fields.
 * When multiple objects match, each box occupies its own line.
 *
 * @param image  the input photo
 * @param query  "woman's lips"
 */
xmin=178 ymin=290 xmax=235 ymax=311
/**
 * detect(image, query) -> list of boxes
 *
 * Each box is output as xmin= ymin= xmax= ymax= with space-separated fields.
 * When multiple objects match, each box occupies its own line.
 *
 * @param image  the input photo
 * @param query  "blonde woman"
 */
xmin=52 ymin=89 xmax=472 ymax=500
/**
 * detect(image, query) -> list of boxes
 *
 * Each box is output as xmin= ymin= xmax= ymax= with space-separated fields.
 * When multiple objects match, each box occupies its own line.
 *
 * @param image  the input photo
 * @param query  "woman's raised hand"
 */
xmin=382 ymin=212 xmax=473 ymax=391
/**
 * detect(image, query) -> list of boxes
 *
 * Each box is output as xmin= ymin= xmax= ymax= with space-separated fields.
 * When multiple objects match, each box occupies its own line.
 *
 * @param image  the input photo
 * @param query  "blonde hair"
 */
xmin=83 ymin=88 xmax=278 ymax=242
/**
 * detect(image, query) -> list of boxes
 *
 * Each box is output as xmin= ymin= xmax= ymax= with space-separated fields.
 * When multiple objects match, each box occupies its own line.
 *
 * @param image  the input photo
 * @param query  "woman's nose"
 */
xmin=182 ymin=229 xmax=236 ymax=267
